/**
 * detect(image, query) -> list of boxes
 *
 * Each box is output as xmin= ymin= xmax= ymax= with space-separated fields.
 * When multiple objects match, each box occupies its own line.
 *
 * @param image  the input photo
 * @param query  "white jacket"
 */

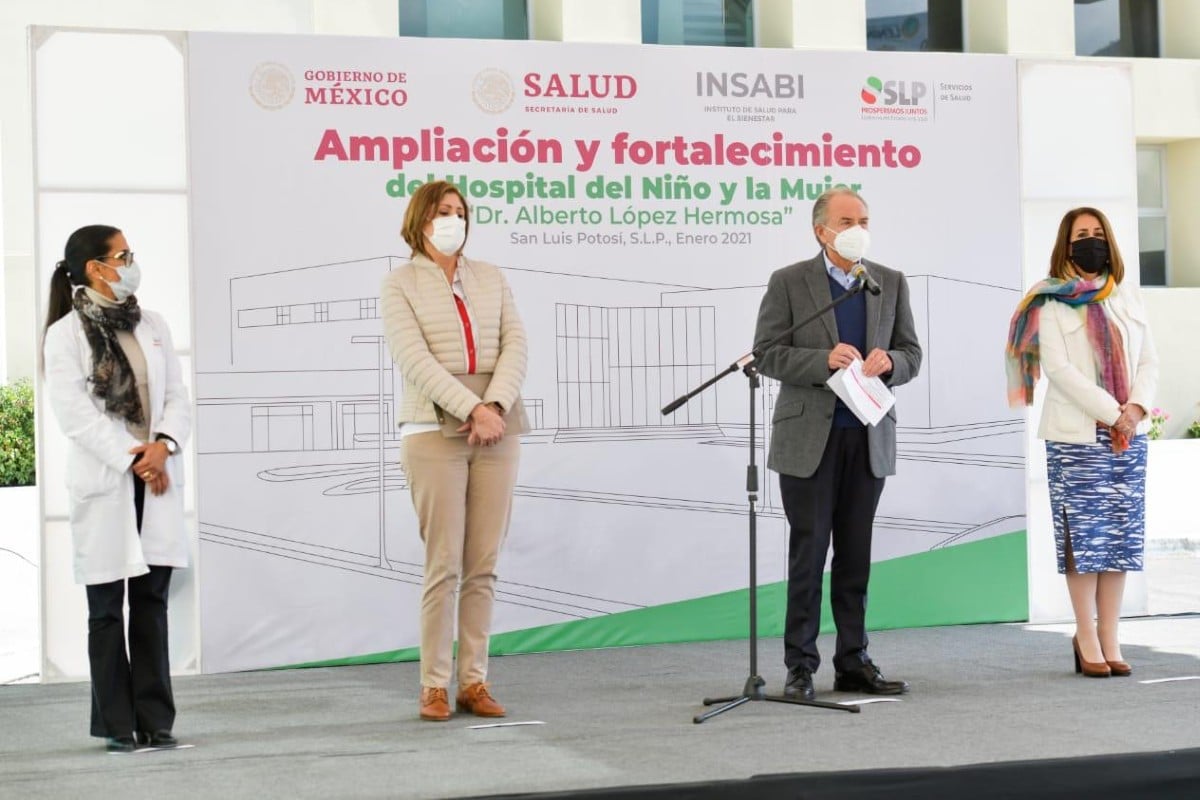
xmin=381 ymin=255 xmax=527 ymax=424
xmin=1037 ymin=281 xmax=1158 ymax=444
xmin=44 ymin=308 xmax=191 ymax=585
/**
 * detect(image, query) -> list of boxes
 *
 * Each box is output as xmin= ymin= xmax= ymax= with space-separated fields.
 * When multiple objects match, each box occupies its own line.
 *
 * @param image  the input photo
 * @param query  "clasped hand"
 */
xmin=1112 ymin=403 xmax=1145 ymax=438
xmin=130 ymin=441 xmax=171 ymax=496
xmin=457 ymin=403 xmax=506 ymax=447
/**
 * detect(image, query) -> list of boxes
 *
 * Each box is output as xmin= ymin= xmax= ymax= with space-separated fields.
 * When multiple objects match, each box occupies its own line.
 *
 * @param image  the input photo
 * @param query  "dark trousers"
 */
xmin=85 ymin=475 xmax=175 ymax=738
xmin=779 ymin=427 xmax=884 ymax=675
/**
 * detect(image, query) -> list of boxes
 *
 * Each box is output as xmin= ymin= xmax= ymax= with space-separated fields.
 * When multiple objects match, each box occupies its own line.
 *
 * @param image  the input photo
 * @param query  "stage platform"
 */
xmin=1 ymin=616 xmax=1198 ymax=799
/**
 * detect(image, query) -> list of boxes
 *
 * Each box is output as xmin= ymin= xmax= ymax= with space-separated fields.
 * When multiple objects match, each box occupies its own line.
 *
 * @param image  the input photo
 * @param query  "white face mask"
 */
xmin=426 ymin=215 xmax=466 ymax=256
xmin=101 ymin=260 xmax=142 ymax=302
xmin=823 ymin=225 xmax=871 ymax=263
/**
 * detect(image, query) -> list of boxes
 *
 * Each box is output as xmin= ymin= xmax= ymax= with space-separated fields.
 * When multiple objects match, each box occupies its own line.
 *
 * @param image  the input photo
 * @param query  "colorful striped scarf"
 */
xmin=1005 ymin=273 xmax=1131 ymax=452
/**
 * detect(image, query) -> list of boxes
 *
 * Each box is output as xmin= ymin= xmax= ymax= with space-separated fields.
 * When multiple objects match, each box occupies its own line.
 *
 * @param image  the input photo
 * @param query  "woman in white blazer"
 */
xmin=1007 ymin=207 xmax=1158 ymax=679
xmin=43 ymin=225 xmax=191 ymax=753
xmin=382 ymin=181 xmax=527 ymax=722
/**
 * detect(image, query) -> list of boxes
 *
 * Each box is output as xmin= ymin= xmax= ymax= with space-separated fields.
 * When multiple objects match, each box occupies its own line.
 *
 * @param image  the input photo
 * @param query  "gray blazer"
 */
xmin=753 ymin=252 xmax=922 ymax=479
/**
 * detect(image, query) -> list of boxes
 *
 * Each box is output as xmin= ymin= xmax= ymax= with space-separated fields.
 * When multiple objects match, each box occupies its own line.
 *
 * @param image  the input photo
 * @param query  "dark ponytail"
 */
xmin=43 ymin=224 xmax=120 ymax=335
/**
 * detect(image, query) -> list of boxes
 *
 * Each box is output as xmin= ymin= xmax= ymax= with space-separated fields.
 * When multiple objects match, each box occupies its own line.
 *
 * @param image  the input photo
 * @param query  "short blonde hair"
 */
xmin=400 ymin=180 xmax=469 ymax=259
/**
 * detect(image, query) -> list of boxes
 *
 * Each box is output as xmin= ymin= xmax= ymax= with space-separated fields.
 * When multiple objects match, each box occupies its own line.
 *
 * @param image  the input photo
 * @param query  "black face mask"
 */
xmin=1070 ymin=237 xmax=1109 ymax=275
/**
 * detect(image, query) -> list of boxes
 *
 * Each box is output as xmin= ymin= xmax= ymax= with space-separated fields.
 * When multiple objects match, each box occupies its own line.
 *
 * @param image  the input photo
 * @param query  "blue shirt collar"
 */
xmin=823 ymin=250 xmax=858 ymax=291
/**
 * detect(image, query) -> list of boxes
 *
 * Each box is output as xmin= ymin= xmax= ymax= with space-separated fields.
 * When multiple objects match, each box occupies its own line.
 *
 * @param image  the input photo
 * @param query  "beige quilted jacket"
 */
xmin=381 ymin=254 xmax=527 ymax=424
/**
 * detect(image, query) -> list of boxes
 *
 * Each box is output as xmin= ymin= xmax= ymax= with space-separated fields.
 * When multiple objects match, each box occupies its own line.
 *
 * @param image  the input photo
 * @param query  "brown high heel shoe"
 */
xmin=1073 ymin=636 xmax=1111 ymax=678
xmin=1105 ymin=658 xmax=1132 ymax=677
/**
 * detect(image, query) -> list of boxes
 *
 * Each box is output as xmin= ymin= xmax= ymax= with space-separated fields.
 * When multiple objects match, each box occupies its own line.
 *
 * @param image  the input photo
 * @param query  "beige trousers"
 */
xmin=401 ymin=431 xmax=520 ymax=689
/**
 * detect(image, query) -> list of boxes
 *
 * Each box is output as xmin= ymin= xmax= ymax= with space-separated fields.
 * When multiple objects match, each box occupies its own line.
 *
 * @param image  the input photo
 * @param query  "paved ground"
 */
xmin=1 ymin=616 xmax=1198 ymax=799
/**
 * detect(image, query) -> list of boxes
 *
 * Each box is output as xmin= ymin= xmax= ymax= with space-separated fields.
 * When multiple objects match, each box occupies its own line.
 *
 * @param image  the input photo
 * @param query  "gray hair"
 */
xmin=811 ymin=188 xmax=868 ymax=244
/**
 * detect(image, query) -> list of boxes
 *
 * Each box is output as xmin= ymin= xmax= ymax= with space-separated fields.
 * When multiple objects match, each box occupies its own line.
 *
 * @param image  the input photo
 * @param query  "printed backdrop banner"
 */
xmin=188 ymin=33 xmax=1025 ymax=672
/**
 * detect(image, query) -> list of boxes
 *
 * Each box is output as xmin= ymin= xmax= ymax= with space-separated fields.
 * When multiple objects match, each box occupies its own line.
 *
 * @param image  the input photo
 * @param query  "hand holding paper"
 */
xmin=826 ymin=359 xmax=896 ymax=426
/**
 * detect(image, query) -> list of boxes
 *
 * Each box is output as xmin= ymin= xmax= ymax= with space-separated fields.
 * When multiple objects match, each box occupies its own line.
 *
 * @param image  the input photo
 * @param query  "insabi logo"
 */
xmin=249 ymin=62 xmax=295 ymax=110
xmin=696 ymin=72 xmax=803 ymax=99
xmin=472 ymin=68 xmax=515 ymax=114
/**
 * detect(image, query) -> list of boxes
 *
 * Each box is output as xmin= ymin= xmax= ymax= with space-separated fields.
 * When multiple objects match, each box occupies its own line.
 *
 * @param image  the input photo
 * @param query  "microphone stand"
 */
xmin=663 ymin=275 xmax=871 ymax=724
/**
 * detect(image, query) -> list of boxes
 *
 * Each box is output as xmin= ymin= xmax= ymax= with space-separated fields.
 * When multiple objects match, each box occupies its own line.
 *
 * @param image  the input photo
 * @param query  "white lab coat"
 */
xmin=1037 ymin=281 xmax=1159 ymax=444
xmin=44 ymin=307 xmax=191 ymax=585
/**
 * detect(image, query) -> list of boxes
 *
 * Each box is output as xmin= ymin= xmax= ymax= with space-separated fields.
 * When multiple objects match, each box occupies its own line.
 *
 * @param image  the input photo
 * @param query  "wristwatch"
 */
xmin=156 ymin=435 xmax=179 ymax=456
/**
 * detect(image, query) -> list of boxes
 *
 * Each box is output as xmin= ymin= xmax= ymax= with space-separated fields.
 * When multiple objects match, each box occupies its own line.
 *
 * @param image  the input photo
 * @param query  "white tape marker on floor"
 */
xmin=836 ymin=697 xmax=903 ymax=706
xmin=1138 ymin=676 xmax=1200 ymax=685
xmin=135 ymin=744 xmax=197 ymax=754
xmin=108 ymin=744 xmax=197 ymax=756
xmin=467 ymin=720 xmax=546 ymax=730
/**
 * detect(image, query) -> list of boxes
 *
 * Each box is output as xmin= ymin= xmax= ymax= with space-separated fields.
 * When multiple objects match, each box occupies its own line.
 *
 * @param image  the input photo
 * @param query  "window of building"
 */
xmin=398 ymin=0 xmax=528 ymax=39
xmin=1136 ymin=145 xmax=1167 ymax=286
xmin=1074 ymin=0 xmax=1159 ymax=57
xmin=642 ymin=0 xmax=754 ymax=47
xmin=866 ymin=0 xmax=963 ymax=52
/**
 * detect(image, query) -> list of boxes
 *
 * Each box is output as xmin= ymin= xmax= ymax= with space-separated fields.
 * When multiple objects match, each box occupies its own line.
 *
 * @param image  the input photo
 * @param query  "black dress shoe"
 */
xmin=782 ymin=668 xmax=815 ymax=701
xmin=834 ymin=663 xmax=909 ymax=695
xmin=141 ymin=730 xmax=179 ymax=748
xmin=105 ymin=736 xmax=138 ymax=753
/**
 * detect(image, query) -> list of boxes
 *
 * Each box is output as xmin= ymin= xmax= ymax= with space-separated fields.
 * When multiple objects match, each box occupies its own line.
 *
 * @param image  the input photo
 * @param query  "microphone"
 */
xmin=661 ymin=396 xmax=688 ymax=415
xmin=851 ymin=263 xmax=881 ymax=295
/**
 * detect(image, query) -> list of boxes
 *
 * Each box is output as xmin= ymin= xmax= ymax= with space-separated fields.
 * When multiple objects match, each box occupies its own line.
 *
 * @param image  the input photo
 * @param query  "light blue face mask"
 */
xmin=103 ymin=261 xmax=141 ymax=302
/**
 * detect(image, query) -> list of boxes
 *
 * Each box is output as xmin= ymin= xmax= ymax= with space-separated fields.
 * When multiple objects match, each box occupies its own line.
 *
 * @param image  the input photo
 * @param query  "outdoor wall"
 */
xmin=1 ymin=0 xmax=398 ymax=383
xmin=1165 ymin=140 xmax=1200 ymax=287
xmin=1142 ymin=288 xmax=1200 ymax=439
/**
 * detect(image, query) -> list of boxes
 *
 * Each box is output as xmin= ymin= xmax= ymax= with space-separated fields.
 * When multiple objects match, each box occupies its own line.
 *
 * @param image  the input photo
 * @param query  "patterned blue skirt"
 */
xmin=1045 ymin=427 xmax=1147 ymax=574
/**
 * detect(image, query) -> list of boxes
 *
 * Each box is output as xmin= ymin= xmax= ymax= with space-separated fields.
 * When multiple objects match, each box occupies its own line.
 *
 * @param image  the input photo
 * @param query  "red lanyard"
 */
xmin=452 ymin=292 xmax=476 ymax=374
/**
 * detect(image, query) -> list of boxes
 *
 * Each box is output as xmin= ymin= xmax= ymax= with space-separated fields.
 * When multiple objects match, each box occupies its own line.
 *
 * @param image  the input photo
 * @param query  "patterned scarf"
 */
xmin=73 ymin=288 xmax=145 ymax=426
xmin=1005 ymin=273 xmax=1131 ymax=452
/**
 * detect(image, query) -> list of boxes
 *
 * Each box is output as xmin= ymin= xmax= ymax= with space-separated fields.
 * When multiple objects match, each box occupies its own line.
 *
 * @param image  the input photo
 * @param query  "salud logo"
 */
xmin=249 ymin=62 xmax=295 ymax=110
xmin=472 ymin=68 xmax=515 ymax=114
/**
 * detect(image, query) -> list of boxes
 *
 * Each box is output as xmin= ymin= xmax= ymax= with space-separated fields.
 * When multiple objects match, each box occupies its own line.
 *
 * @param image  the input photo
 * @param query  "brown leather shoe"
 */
xmin=1073 ymin=636 xmax=1111 ymax=678
xmin=1106 ymin=659 xmax=1133 ymax=677
xmin=419 ymin=687 xmax=451 ymax=721
xmin=456 ymin=683 xmax=506 ymax=717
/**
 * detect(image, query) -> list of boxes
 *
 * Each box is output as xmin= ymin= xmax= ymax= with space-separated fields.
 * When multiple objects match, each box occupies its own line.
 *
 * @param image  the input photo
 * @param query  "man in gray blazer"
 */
xmin=753 ymin=188 xmax=922 ymax=701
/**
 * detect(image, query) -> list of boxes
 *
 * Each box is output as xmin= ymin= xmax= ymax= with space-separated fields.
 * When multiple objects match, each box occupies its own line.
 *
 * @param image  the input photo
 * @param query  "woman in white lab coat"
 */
xmin=42 ymin=225 xmax=191 ymax=753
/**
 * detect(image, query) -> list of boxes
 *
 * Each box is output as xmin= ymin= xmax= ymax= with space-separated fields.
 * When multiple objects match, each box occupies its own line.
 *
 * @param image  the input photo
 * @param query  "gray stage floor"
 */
xmin=1 ymin=617 xmax=1199 ymax=799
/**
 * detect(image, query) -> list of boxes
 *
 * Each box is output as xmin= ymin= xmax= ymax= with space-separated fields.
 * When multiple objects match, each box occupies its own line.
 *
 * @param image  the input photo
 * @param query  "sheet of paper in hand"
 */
xmin=825 ymin=359 xmax=896 ymax=426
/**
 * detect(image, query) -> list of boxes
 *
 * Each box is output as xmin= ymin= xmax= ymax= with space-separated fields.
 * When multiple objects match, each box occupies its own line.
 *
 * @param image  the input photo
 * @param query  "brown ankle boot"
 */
xmin=456 ymin=683 xmax=506 ymax=717
xmin=419 ymin=687 xmax=451 ymax=721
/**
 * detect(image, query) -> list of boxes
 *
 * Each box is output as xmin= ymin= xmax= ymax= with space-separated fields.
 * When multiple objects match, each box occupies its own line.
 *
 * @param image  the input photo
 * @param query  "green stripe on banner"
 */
xmin=285 ymin=530 xmax=1027 ymax=669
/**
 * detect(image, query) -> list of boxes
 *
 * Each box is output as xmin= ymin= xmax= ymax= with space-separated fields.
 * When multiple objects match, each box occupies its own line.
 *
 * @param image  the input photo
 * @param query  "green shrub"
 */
xmin=0 ymin=379 xmax=36 ymax=486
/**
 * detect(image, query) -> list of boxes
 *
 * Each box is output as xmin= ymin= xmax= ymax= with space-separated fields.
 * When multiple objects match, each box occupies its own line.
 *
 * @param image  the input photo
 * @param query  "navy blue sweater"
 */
xmin=828 ymin=274 xmax=867 ymax=429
